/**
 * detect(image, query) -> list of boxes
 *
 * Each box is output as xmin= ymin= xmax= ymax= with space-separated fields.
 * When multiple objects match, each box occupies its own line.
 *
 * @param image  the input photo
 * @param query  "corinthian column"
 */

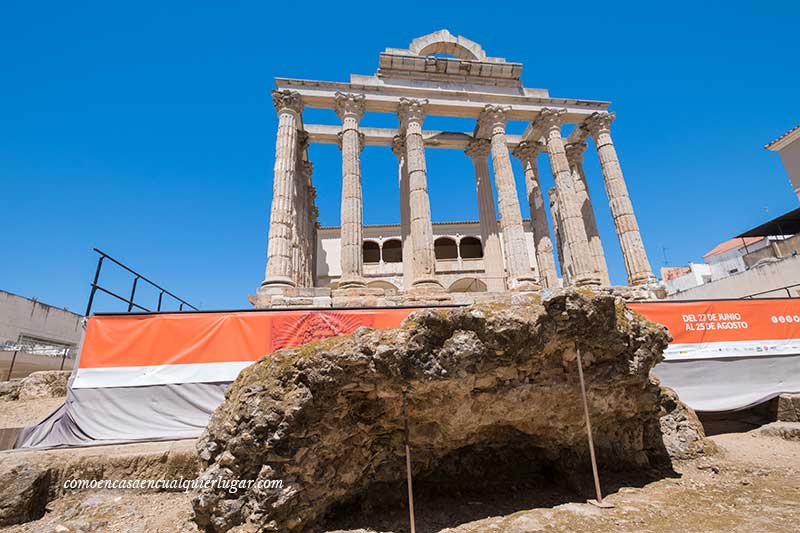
xmin=335 ymin=92 xmax=367 ymax=289
xmin=263 ymin=90 xmax=302 ymax=288
xmin=565 ymin=142 xmax=610 ymax=286
xmin=296 ymin=159 xmax=314 ymax=287
xmin=585 ymin=112 xmax=655 ymax=286
xmin=549 ymin=186 xmax=570 ymax=286
xmin=398 ymin=98 xmax=442 ymax=290
xmin=512 ymin=141 xmax=558 ymax=289
xmin=465 ymin=138 xmax=505 ymax=291
xmin=479 ymin=105 xmax=538 ymax=289
xmin=392 ymin=135 xmax=414 ymax=290
xmin=538 ymin=109 xmax=600 ymax=287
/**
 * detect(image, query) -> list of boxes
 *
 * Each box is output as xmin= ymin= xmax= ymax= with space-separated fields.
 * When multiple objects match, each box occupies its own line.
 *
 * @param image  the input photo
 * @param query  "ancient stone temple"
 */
xmin=252 ymin=30 xmax=655 ymax=308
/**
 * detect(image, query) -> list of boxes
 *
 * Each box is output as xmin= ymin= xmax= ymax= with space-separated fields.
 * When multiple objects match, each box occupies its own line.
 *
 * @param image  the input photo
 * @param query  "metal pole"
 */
xmin=402 ymin=392 xmax=417 ymax=533
xmin=85 ymin=255 xmax=105 ymax=316
xmin=576 ymin=347 xmax=612 ymax=508
xmin=127 ymin=276 xmax=139 ymax=312
xmin=60 ymin=347 xmax=68 ymax=371
xmin=6 ymin=350 xmax=18 ymax=381
xmin=157 ymin=291 xmax=164 ymax=312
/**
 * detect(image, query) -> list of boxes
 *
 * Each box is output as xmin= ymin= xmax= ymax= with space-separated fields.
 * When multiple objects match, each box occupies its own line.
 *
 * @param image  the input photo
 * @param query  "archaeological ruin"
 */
xmin=252 ymin=30 xmax=657 ymax=309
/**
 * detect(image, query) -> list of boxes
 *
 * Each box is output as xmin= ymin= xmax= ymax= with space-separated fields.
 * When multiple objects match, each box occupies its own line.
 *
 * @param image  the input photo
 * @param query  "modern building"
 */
xmin=765 ymin=124 xmax=800 ymax=202
xmin=0 ymin=290 xmax=82 ymax=353
xmin=663 ymin=209 xmax=800 ymax=299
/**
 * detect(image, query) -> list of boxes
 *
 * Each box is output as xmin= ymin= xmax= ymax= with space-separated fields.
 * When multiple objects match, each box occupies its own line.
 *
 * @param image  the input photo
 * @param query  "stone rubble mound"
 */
xmin=192 ymin=290 xmax=707 ymax=532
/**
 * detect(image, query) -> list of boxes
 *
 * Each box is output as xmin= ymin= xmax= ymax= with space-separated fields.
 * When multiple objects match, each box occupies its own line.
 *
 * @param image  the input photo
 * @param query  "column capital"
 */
xmin=511 ymin=140 xmax=542 ymax=163
xmin=478 ymin=104 xmax=511 ymax=135
xmin=336 ymin=130 xmax=365 ymax=151
xmin=334 ymin=92 xmax=366 ymax=121
xmin=564 ymin=142 xmax=588 ymax=164
xmin=537 ymin=108 xmax=566 ymax=134
xmin=272 ymin=90 xmax=303 ymax=114
xmin=585 ymin=111 xmax=616 ymax=136
xmin=398 ymin=97 xmax=428 ymax=129
xmin=391 ymin=134 xmax=406 ymax=158
xmin=464 ymin=138 xmax=491 ymax=160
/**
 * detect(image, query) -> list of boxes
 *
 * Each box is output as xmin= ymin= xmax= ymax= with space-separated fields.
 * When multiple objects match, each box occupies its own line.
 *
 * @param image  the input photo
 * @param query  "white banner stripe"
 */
xmin=666 ymin=338 xmax=800 ymax=361
xmin=72 ymin=361 xmax=253 ymax=389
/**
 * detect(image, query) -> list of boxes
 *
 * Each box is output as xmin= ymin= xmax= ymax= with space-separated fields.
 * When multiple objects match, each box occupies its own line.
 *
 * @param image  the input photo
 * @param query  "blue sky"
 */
xmin=1 ymin=1 xmax=798 ymax=313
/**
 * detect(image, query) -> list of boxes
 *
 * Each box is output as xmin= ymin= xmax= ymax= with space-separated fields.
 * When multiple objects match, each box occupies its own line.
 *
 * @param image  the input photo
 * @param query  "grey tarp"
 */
xmin=15 ymin=382 xmax=228 ymax=449
xmin=653 ymin=354 xmax=800 ymax=412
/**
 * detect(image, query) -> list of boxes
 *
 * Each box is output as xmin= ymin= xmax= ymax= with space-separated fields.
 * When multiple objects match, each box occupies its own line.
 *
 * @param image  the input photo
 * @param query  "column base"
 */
xmin=337 ymin=277 xmax=367 ymax=290
xmin=509 ymin=277 xmax=541 ymax=292
xmin=260 ymin=277 xmax=296 ymax=289
xmin=628 ymin=271 xmax=658 ymax=287
xmin=572 ymin=273 xmax=602 ymax=287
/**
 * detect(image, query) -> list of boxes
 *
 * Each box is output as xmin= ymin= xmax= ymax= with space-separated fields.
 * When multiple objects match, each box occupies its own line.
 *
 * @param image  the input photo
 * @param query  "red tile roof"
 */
xmin=703 ymin=237 xmax=764 ymax=259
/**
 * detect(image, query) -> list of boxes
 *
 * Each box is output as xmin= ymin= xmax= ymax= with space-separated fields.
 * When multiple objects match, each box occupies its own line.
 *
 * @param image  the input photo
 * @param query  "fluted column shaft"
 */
xmin=548 ymin=186 xmax=570 ymax=285
xmin=263 ymin=90 xmax=303 ymax=287
xmin=586 ymin=112 xmax=655 ymax=286
xmin=335 ymin=93 xmax=367 ymax=289
xmin=296 ymin=159 xmax=313 ymax=287
xmin=513 ymin=142 xmax=558 ymax=289
xmin=565 ymin=143 xmax=610 ymax=286
xmin=539 ymin=109 xmax=600 ymax=287
xmin=466 ymin=139 xmax=505 ymax=291
xmin=399 ymin=98 xmax=442 ymax=289
xmin=480 ymin=105 xmax=538 ymax=289
xmin=392 ymin=135 xmax=414 ymax=290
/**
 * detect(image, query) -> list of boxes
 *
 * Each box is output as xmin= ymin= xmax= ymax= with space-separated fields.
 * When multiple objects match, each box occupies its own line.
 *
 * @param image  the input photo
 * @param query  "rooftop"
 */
xmin=765 ymin=123 xmax=800 ymax=151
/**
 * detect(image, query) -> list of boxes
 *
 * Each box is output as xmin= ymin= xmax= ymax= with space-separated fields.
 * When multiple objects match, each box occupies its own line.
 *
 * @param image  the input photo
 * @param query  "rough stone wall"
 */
xmin=193 ymin=290 xmax=702 ymax=532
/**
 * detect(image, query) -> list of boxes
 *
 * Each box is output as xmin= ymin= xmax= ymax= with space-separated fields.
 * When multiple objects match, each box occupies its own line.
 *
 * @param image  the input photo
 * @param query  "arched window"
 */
xmin=363 ymin=241 xmax=380 ymax=264
xmin=382 ymin=239 xmax=402 ymax=263
xmin=434 ymin=237 xmax=458 ymax=260
xmin=448 ymin=278 xmax=488 ymax=293
xmin=459 ymin=236 xmax=483 ymax=259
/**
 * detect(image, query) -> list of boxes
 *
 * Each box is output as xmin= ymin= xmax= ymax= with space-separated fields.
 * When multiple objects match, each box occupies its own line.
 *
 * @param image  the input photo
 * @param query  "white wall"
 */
xmin=0 ymin=290 xmax=83 ymax=350
xmin=668 ymin=255 xmax=800 ymax=300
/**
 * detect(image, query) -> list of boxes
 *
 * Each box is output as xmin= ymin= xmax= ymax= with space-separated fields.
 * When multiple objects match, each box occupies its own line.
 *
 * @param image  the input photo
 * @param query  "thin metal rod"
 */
xmin=402 ymin=392 xmax=416 ymax=533
xmin=90 ymin=285 xmax=151 ymax=312
xmin=84 ymin=255 xmax=105 ymax=316
xmin=6 ymin=350 xmax=18 ymax=381
xmin=127 ymin=276 xmax=139 ymax=312
xmin=60 ymin=347 xmax=68 ymax=371
xmin=576 ymin=347 xmax=604 ymax=504
xmin=157 ymin=291 xmax=164 ymax=312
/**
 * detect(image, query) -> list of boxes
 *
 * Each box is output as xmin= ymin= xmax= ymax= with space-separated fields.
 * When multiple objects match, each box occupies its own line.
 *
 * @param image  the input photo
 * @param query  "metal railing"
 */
xmin=741 ymin=282 xmax=800 ymax=299
xmin=84 ymin=248 xmax=198 ymax=316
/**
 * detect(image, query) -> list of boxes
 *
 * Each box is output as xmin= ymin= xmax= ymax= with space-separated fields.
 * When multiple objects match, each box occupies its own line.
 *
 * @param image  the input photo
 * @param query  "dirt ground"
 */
xmin=2 ymin=429 xmax=798 ymax=533
xmin=0 ymin=351 xmax=73 ymax=380
xmin=0 ymin=398 xmax=63 ymax=429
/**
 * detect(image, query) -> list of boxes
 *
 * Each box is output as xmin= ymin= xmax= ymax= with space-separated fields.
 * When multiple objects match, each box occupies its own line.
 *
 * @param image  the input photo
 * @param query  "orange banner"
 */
xmin=80 ymin=308 xmax=419 ymax=369
xmin=630 ymin=299 xmax=800 ymax=344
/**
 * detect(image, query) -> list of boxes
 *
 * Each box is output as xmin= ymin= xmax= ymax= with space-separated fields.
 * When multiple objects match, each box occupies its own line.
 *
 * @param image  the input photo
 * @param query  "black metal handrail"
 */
xmin=84 ymin=248 xmax=199 ymax=316
xmin=741 ymin=282 xmax=800 ymax=299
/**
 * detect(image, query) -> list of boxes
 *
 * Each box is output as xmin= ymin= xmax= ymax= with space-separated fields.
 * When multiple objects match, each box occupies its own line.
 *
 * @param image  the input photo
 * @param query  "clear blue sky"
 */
xmin=1 ymin=1 xmax=798 ymax=313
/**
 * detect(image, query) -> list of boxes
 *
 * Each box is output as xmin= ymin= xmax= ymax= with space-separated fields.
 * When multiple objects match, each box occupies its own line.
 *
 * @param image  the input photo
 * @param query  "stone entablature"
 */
xmin=254 ymin=31 xmax=656 ymax=308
